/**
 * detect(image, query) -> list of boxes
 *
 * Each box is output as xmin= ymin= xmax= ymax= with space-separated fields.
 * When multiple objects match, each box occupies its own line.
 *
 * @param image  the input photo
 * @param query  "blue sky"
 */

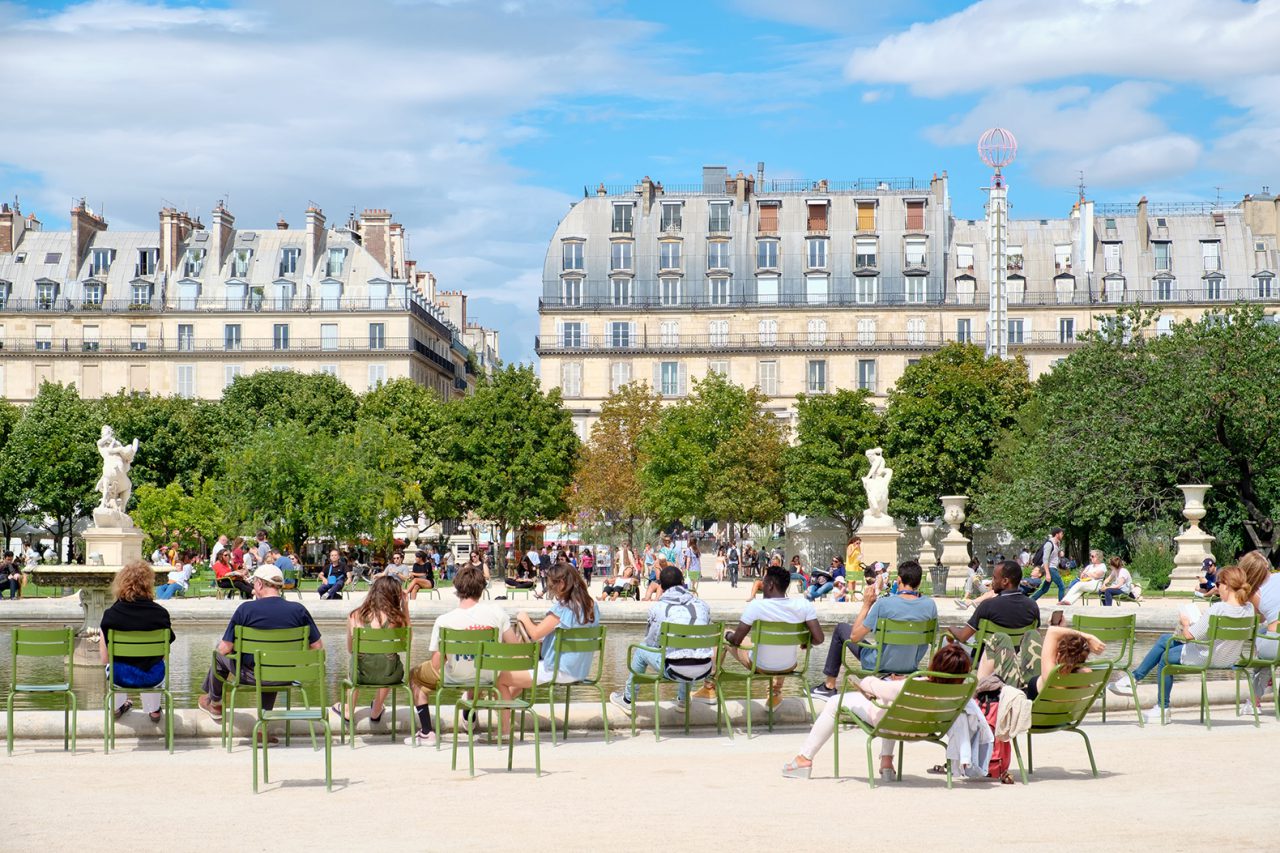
xmin=2 ymin=0 xmax=1277 ymax=364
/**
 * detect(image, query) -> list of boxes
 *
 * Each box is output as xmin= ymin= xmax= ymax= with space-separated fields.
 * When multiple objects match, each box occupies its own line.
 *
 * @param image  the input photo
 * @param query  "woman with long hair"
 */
xmin=333 ymin=575 xmax=410 ymax=724
xmin=100 ymin=560 xmax=176 ymax=723
xmin=496 ymin=563 xmax=601 ymax=732
xmin=508 ymin=555 xmax=538 ymax=590
xmin=213 ymin=548 xmax=251 ymax=599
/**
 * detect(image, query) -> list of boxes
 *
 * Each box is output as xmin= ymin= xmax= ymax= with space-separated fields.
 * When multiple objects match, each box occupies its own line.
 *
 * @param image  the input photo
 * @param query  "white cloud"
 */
xmin=860 ymin=89 xmax=885 ymax=104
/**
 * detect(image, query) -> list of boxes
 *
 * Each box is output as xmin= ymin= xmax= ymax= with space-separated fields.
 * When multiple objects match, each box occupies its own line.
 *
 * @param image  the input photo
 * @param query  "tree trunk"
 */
xmin=496 ymin=524 xmax=509 ymax=573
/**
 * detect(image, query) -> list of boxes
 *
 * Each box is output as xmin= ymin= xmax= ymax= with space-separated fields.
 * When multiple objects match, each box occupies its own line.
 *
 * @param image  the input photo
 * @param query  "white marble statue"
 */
xmin=861 ymin=447 xmax=893 ymax=522
xmin=94 ymin=425 xmax=138 ymax=523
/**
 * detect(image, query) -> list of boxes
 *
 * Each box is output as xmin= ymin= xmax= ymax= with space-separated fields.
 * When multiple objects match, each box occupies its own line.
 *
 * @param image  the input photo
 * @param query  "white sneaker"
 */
xmin=1239 ymin=701 xmax=1258 ymax=717
xmin=674 ymin=697 xmax=687 ymax=712
xmin=1107 ymin=679 xmax=1134 ymax=697
xmin=609 ymin=691 xmax=633 ymax=714
xmin=1144 ymin=707 xmax=1167 ymax=725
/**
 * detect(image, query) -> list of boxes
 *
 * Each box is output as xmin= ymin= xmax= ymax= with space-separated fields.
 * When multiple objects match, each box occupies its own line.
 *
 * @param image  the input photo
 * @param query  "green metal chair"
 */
xmin=530 ymin=625 xmax=609 ymax=744
xmin=451 ymin=641 xmax=542 ymax=777
xmin=251 ymin=648 xmax=333 ymax=793
xmin=501 ymin=577 xmax=534 ymax=600
xmin=432 ymin=626 xmax=499 ymax=750
xmin=338 ymin=625 xmax=412 ymax=748
xmin=6 ymin=627 xmax=77 ymax=755
xmin=1011 ymin=662 xmax=1113 ymax=783
xmin=1071 ymin=612 xmax=1143 ymax=725
xmin=1156 ymin=614 xmax=1259 ymax=728
xmin=848 ymin=617 xmax=939 ymax=679
xmin=216 ymin=625 xmax=314 ymax=751
xmin=715 ymin=620 xmax=816 ymax=738
xmin=1235 ymin=622 xmax=1279 ymax=721
xmin=970 ymin=618 xmax=1040 ymax=667
xmin=622 ymin=621 xmax=726 ymax=741
xmin=103 ymin=628 xmax=174 ymax=753
xmin=832 ymin=670 xmax=978 ymax=787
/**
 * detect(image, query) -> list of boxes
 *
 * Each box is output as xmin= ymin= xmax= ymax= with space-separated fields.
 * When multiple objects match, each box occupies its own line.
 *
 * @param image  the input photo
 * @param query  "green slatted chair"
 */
xmin=848 ymin=617 xmax=939 ymax=679
xmin=532 ymin=625 xmax=609 ymax=744
xmin=622 ymin=621 xmax=726 ymax=741
xmin=216 ymin=625 xmax=314 ymax=751
xmin=432 ymin=626 xmax=499 ymax=750
xmin=832 ymin=670 xmax=978 ymax=787
xmin=451 ymin=641 xmax=542 ymax=777
xmin=1235 ymin=622 xmax=1280 ymax=721
xmin=715 ymin=621 xmax=816 ymax=738
xmin=338 ymin=626 xmax=412 ymax=748
xmin=1011 ymin=663 xmax=1112 ymax=784
xmin=1156 ymin=614 xmax=1259 ymax=729
xmin=251 ymin=648 xmax=333 ymax=793
xmin=103 ymin=629 xmax=174 ymax=753
xmin=6 ymin=627 xmax=77 ymax=755
xmin=1070 ymin=612 xmax=1143 ymax=725
xmin=971 ymin=618 xmax=1040 ymax=667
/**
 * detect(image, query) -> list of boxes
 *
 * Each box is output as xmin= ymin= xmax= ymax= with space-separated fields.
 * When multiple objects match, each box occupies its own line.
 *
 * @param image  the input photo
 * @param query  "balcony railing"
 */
xmin=591 ymin=177 xmax=930 ymax=197
xmin=534 ymin=330 xmax=1095 ymax=354
xmin=5 ymin=336 xmax=420 ymax=356
xmin=0 ymin=295 xmax=431 ymax=315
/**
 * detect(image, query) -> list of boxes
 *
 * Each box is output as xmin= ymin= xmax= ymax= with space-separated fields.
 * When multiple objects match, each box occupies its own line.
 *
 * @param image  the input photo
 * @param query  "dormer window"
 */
xmin=279 ymin=247 xmax=301 ymax=277
xmin=660 ymin=202 xmax=682 ymax=233
xmin=0 ymin=281 xmax=9 ymax=307
xmin=611 ymin=203 xmax=633 ymax=234
xmin=131 ymin=283 xmax=152 ymax=306
xmin=1006 ymin=245 xmax=1024 ymax=271
xmin=230 ymin=248 xmax=253 ymax=278
xmin=83 ymin=281 xmax=104 ymax=307
xmin=325 ymin=248 xmax=347 ymax=278
xmin=89 ymin=248 xmax=115 ymax=276
xmin=136 ymin=248 xmax=158 ymax=277
xmin=181 ymin=248 xmax=206 ymax=277
xmin=1258 ymin=273 xmax=1275 ymax=299
xmin=36 ymin=281 xmax=57 ymax=310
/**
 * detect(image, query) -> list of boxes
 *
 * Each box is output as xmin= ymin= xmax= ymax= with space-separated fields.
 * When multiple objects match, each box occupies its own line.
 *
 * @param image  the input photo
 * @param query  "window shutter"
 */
xmin=807 ymin=202 xmax=828 ymax=231
xmin=758 ymin=204 xmax=778 ymax=233
xmin=653 ymin=361 xmax=661 ymax=391
xmin=906 ymin=201 xmax=924 ymax=231
xmin=678 ymin=362 xmax=688 ymax=396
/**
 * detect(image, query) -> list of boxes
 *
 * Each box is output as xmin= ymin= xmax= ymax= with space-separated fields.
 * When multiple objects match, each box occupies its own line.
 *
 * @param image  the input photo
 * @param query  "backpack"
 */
xmin=1030 ymin=540 xmax=1052 ymax=569
xmin=979 ymin=697 xmax=1010 ymax=779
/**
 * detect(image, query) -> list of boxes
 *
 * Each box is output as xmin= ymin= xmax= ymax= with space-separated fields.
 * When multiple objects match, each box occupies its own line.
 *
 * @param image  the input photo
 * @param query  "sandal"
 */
xmin=149 ymin=710 xmax=163 ymax=723
xmin=1000 ymin=772 xmax=1015 ymax=785
xmin=370 ymin=706 xmax=384 ymax=724
xmin=113 ymin=700 xmax=133 ymax=720
xmin=329 ymin=703 xmax=349 ymax=723
xmin=926 ymin=763 xmax=949 ymax=775
xmin=781 ymin=759 xmax=812 ymax=779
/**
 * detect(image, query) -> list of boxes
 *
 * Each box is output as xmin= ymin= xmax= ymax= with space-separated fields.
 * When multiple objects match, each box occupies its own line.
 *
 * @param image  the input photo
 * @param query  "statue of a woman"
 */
xmin=95 ymin=425 xmax=139 ymax=516
xmin=861 ymin=447 xmax=893 ymax=522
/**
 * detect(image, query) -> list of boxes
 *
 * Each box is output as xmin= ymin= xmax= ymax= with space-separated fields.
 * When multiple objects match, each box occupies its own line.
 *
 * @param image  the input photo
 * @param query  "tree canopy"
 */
xmin=570 ymin=381 xmax=662 ymax=543
xmin=784 ymin=389 xmax=883 ymax=536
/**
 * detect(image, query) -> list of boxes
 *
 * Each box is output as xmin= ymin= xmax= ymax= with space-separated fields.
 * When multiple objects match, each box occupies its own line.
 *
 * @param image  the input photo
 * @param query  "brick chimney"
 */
xmin=210 ymin=202 xmax=235 ymax=270
xmin=1137 ymin=196 xmax=1149 ymax=246
xmin=358 ymin=208 xmax=393 ymax=273
xmin=0 ymin=202 xmax=21 ymax=254
xmin=304 ymin=206 xmax=326 ymax=275
xmin=640 ymin=176 xmax=655 ymax=215
xmin=734 ymin=171 xmax=753 ymax=205
xmin=404 ymin=258 xmax=417 ymax=286
xmin=388 ymin=221 xmax=404 ymax=278
xmin=159 ymin=207 xmax=195 ymax=274
xmin=70 ymin=199 xmax=107 ymax=269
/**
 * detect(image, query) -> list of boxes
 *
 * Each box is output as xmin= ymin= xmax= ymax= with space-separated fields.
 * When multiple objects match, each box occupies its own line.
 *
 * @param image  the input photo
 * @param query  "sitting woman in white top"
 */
xmin=782 ymin=642 xmax=974 ymax=781
xmin=718 ymin=564 xmax=824 ymax=708
xmin=1240 ymin=551 xmax=1279 ymax=708
xmin=497 ymin=563 xmax=601 ymax=732
xmin=1061 ymin=550 xmax=1108 ymax=605
xmin=1100 ymin=557 xmax=1134 ymax=606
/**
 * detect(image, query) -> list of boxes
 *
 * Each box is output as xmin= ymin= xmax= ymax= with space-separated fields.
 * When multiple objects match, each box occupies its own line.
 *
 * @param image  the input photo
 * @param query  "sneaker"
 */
xmin=954 ymin=599 xmax=970 ymax=610
xmin=810 ymin=682 xmax=837 ymax=700
xmin=609 ymin=691 xmax=633 ymax=714
xmin=781 ymin=760 xmax=812 ymax=780
xmin=1238 ymin=701 xmax=1258 ymax=717
xmin=1193 ymin=590 xmax=1206 ymax=598
xmin=691 ymin=684 xmax=718 ymax=704
xmin=1144 ymin=707 xmax=1167 ymax=725
xmin=1107 ymin=679 xmax=1134 ymax=697
xmin=198 ymin=695 xmax=223 ymax=722
xmin=405 ymin=730 xmax=437 ymax=746
xmin=674 ymin=696 xmax=687 ymax=712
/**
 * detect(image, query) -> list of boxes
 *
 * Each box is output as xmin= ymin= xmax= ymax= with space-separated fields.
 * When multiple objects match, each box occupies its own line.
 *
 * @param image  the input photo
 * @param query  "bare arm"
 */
xmin=217 ymin=639 xmax=234 ymax=656
xmin=847 ymin=591 xmax=877 ymax=645
xmin=516 ymin=610 xmax=561 ymax=643
xmin=806 ymin=618 xmax=825 ymax=646
xmin=725 ymin=621 xmax=751 ymax=647
xmin=1041 ymin=626 xmax=1104 ymax=686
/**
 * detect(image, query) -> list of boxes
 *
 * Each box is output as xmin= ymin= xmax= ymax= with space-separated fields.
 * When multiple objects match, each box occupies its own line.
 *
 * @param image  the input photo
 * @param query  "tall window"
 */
xmin=659 ymin=241 xmax=681 ymax=271
xmin=224 ymin=364 xmax=242 ymax=388
xmin=319 ymin=280 xmax=342 ymax=310
xmin=1055 ymin=276 xmax=1075 ymax=304
xmin=279 ymin=247 xmax=300 ymax=276
xmin=1059 ymin=318 xmax=1075 ymax=343
xmin=659 ymin=361 xmax=684 ymax=396
xmin=756 ymin=240 xmax=778 ymax=269
xmin=854 ymin=276 xmax=878 ymax=304
xmin=560 ymin=362 xmax=583 ymax=397
xmin=90 ymin=248 xmax=115 ymax=276
xmin=660 ymin=202 xmax=682 ymax=232
xmin=35 ymin=324 xmax=52 ymax=351
xmin=273 ymin=323 xmax=289 ymax=351
xmin=611 ymin=278 xmax=631 ymax=306
xmin=904 ymin=277 xmax=927 ymax=304
xmin=1259 ymin=274 xmax=1275 ymax=299
xmin=807 ymin=318 xmax=827 ymax=345
xmin=707 ymin=241 xmax=730 ymax=271
xmin=83 ymin=281 xmax=104 ymax=306
xmin=137 ymin=248 xmax=158 ymax=276
xmin=609 ymin=321 xmax=632 ymax=348
xmin=321 ymin=323 xmax=338 ymax=351
xmin=905 ymin=238 xmax=927 ymax=267
xmin=659 ymin=320 xmax=680 ymax=346
xmin=660 ymin=277 xmax=681 ymax=306
xmin=1206 ymin=276 xmax=1224 ymax=300
xmin=955 ymin=277 xmax=976 ymax=305
xmin=1103 ymin=243 xmax=1121 ymax=273
xmin=806 ymin=274 xmax=828 ymax=304
xmin=562 ymin=242 xmax=584 ymax=271
xmin=176 ymin=365 xmax=195 ymax=399
xmin=230 ymin=248 xmax=253 ymax=278
xmin=857 ymin=359 xmax=877 ymax=393
xmin=857 ymin=318 xmax=876 ymax=345
xmin=610 ymin=242 xmax=633 ymax=271
xmin=1153 ymin=242 xmax=1171 ymax=272
xmin=1008 ymin=319 xmax=1025 ymax=344
xmin=956 ymin=245 xmax=974 ymax=270
xmin=611 ymin=203 xmax=633 ymax=233
xmin=1007 ymin=245 xmax=1024 ymax=271
xmin=1201 ymin=241 xmax=1222 ymax=272
xmin=1054 ymin=244 xmax=1072 ymax=271
xmin=757 ymin=360 xmax=778 ymax=396
xmin=906 ymin=318 xmax=926 ymax=344
xmin=36 ymin=281 xmax=57 ymax=309
xmin=178 ymin=324 xmax=194 ymax=352
xmin=224 ymin=324 xmax=242 ymax=351
xmin=806 ymin=201 xmax=829 ymax=232
xmin=560 ymin=321 xmax=582 ymax=348
xmin=1155 ymin=277 xmax=1175 ymax=301
xmin=562 ymin=278 xmax=582 ymax=307
xmin=326 ymin=248 xmax=348 ymax=277
xmin=807 ymin=359 xmax=827 ymax=393
xmin=368 ymin=364 xmax=386 ymax=390
xmin=905 ymin=201 xmax=925 ymax=231
xmin=856 ymin=202 xmax=876 ymax=231
xmin=369 ymin=323 xmax=385 ymax=350
xmin=807 ymin=238 xmax=828 ymax=269
xmin=609 ymin=362 xmax=632 ymax=393
xmin=708 ymin=277 xmax=729 ymax=306
xmin=708 ymin=360 xmax=729 ymax=377
xmin=129 ymin=325 xmax=147 ymax=352
xmin=757 ymin=318 xmax=777 ymax=345
xmin=83 ymin=325 xmax=100 ymax=352
xmin=708 ymin=319 xmax=729 ymax=346
xmin=130 ymin=283 xmax=151 ymax=306
xmin=1104 ymin=278 xmax=1125 ymax=303
xmin=182 ymin=248 xmax=206 ymax=277
xmin=956 ymin=318 xmax=972 ymax=344
xmin=708 ymin=202 xmax=731 ymax=233
xmin=855 ymin=238 xmax=877 ymax=268
xmin=756 ymin=275 xmax=779 ymax=305
xmin=758 ymin=202 xmax=779 ymax=234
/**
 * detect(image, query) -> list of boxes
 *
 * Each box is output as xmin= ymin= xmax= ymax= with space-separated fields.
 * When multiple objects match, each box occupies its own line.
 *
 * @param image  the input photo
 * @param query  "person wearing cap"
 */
xmin=197 ymin=564 xmax=323 ymax=726
xmin=1194 ymin=557 xmax=1218 ymax=599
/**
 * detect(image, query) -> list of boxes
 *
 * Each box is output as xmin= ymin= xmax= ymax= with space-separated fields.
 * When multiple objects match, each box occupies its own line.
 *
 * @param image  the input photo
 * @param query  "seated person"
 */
xmin=977 ymin=624 xmax=1102 ymax=699
xmin=0 ymin=551 xmax=20 ymax=600
xmin=405 ymin=564 xmax=510 ymax=745
xmin=833 ymin=575 xmax=848 ymax=603
xmin=948 ymin=560 xmax=1041 ymax=684
xmin=610 ymin=565 xmax=712 ymax=713
xmin=956 ymin=558 xmax=988 ymax=609
xmin=745 ymin=554 xmax=787 ymax=601
xmin=783 ymin=642 xmax=973 ymax=780
xmin=1061 ymin=550 xmax=1108 ymax=605
xmin=333 ymin=575 xmax=409 ymax=724
xmin=1194 ymin=557 xmax=1218 ymax=598
xmin=317 ymin=549 xmax=348 ymax=600
xmin=643 ymin=555 xmax=672 ymax=602
xmin=405 ymin=552 xmax=436 ymax=600
xmin=212 ymin=549 xmax=252 ymax=599
xmin=811 ymin=560 xmax=937 ymax=699
xmin=155 ymin=557 xmax=195 ymax=600
xmin=374 ymin=552 xmax=409 ymax=580
xmin=101 ymin=560 xmax=177 ymax=723
xmin=600 ymin=564 xmax=638 ymax=601
xmin=506 ymin=555 xmax=538 ymax=590
xmin=720 ymin=564 xmax=823 ymax=708
xmin=1018 ymin=565 xmax=1044 ymax=597
xmin=197 ymin=566 xmax=323 ymax=733
xmin=804 ymin=558 xmax=842 ymax=601
xmin=1100 ymin=558 xmax=1134 ymax=606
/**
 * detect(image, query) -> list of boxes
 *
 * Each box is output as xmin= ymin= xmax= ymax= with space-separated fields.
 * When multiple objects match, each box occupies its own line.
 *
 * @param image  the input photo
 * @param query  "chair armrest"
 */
xmin=624 ymin=643 xmax=661 ymax=673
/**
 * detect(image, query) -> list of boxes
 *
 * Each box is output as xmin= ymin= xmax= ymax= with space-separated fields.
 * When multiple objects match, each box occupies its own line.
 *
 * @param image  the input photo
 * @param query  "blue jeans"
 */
xmin=1030 ymin=567 xmax=1065 ymax=600
xmin=624 ymin=647 xmax=700 ymax=702
xmin=1132 ymin=633 xmax=1185 ymax=707
xmin=1101 ymin=587 xmax=1131 ymax=606
xmin=155 ymin=583 xmax=183 ymax=600
xmin=806 ymin=581 xmax=834 ymax=600
xmin=318 ymin=577 xmax=346 ymax=599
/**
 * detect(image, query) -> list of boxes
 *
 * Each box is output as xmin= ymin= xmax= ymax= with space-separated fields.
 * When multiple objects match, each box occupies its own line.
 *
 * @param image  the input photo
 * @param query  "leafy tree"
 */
xmin=0 ymin=400 xmax=26 ymax=546
xmin=218 ymin=421 xmax=331 ymax=554
xmin=314 ymin=421 xmax=418 ymax=549
xmin=883 ymin=343 xmax=1032 ymax=521
xmin=706 ymin=413 xmax=787 ymax=532
xmin=221 ymin=370 xmax=359 ymax=440
xmin=131 ymin=480 xmax=224 ymax=553
xmin=6 ymin=382 xmax=101 ymax=547
xmin=445 ymin=365 xmax=578 ymax=569
xmin=570 ymin=381 xmax=662 ymax=545
xmin=358 ymin=378 xmax=456 ymax=529
xmin=97 ymin=392 xmax=224 ymax=491
xmin=784 ymin=389 xmax=883 ymax=537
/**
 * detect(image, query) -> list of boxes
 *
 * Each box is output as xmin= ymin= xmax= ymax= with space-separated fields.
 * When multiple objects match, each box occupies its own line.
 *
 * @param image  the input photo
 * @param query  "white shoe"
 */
xmin=1144 ymin=708 xmax=1167 ymax=725
xmin=1107 ymin=679 xmax=1134 ymax=697
xmin=1239 ymin=701 xmax=1258 ymax=717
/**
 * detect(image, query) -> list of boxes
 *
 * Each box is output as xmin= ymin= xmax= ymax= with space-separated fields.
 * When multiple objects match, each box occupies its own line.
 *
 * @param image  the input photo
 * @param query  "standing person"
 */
xmin=1 ymin=552 xmax=20 ymax=600
xmin=642 ymin=544 xmax=656 ymax=585
xmin=1029 ymin=528 xmax=1066 ymax=602
xmin=230 ymin=537 xmax=247 ymax=571
xmin=254 ymin=530 xmax=271 ymax=564
xmin=726 ymin=542 xmax=741 ymax=588
xmin=597 ymin=545 xmax=612 ymax=582
xmin=100 ymin=560 xmax=176 ymax=723
xmin=538 ymin=546 xmax=552 ymax=595
xmin=213 ymin=549 xmax=252 ymax=599
xmin=580 ymin=548 xmax=595 ymax=586
xmin=658 ymin=534 xmax=679 ymax=567
xmin=318 ymin=549 xmax=349 ymax=600
xmin=684 ymin=539 xmax=702 ymax=585
xmin=1100 ymin=557 xmax=1134 ymax=606
xmin=714 ymin=545 xmax=727 ymax=583
xmin=197 ymin=565 xmax=323 ymax=727
xmin=332 ymin=575 xmax=410 ymax=725
xmin=845 ymin=536 xmax=863 ymax=577
xmin=1061 ymin=550 xmax=1108 ymax=605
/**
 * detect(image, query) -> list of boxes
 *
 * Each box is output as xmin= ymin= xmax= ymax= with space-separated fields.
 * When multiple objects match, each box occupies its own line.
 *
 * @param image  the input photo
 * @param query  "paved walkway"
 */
xmin=7 ymin=714 xmax=1276 ymax=851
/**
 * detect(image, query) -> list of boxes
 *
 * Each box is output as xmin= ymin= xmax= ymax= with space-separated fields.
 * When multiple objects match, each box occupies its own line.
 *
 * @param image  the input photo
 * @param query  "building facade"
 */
xmin=537 ymin=166 xmax=1280 ymax=436
xmin=0 ymin=200 xmax=496 ymax=402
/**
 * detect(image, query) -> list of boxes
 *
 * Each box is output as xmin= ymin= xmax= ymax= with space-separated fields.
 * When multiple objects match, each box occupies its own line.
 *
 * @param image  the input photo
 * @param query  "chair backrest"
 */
xmin=851 ymin=617 xmax=938 ymax=673
xmin=234 ymin=625 xmax=313 ymax=661
xmin=10 ymin=626 xmax=75 ymax=688
xmin=658 ymin=621 xmax=723 ymax=666
xmin=748 ymin=620 xmax=812 ymax=671
xmin=1029 ymin=663 xmax=1112 ymax=732
xmin=1204 ymin=615 xmax=1258 ymax=668
xmin=472 ymin=641 xmax=539 ymax=689
xmin=438 ymin=626 xmax=498 ymax=660
xmin=255 ymin=648 xmax=328 ymax=707
xmin=106 ymin=628 xmax=172 ymax=664
xmin=872 ymin=671 xmax=977 ymax=742
xmin=549 ymin=625 xmax=607 ymax=682
xmin=351 ymin=625 xmax=411 ymax=657
xmin=1071 ymin=613 xmax=1137 ymax=669
xmin=972 ymin=618 xmax=1037 ymax=659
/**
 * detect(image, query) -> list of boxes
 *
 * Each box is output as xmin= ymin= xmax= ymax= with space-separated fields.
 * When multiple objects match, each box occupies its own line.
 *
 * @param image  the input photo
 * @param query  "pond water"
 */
xmin=0 ymin=625 xmax=1225 ymax=712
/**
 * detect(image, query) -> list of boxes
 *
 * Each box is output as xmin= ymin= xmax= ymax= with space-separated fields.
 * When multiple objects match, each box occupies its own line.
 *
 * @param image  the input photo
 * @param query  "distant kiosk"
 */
xmin=979 ymin=128 xmax=1018 ymax=360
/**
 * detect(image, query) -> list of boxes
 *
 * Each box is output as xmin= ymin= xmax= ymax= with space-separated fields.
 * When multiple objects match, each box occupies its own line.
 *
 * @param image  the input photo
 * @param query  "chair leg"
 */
xmin=1128 ymin=670 xmax=1144 ymax=726
xmin=653 ymin=683 xmax=661 ymax=741
xmin=68 ymin=692 xmax=77 ymax=754
xmin=1074 ymin=727 xmax=1098 ymax=777
xmin=864 ymin=736 xmax=875 ymax=789
xmin=597 ymin=685 xmax=610 ymax=745
xmin=1100 ymin=685 xmax=1107 ymax=723
xmin=548 ymin=686 xmax=558 ymax=745
xmin=7 ymin=692 xmax=14 ymax=756
xmin=833 ymin=716 xmax=841 ymax=778
xmin=434 ymin=694 xmax=444 ymax=751
xmin=324 ymin=721 xmax=333 ymax=792
xmin=252 ymin=720 xmax=262 ymax=793
xmin=1027 ymin=732 xmax=1034 ymax=773
xmin=563 ymin=685 xmax=572 ymax=743
xmin=745 ymin=677 xmax=754 ymax=739
xmin=533 ymin=702 xmax=542 ymax=777
xmin=896 ymin=740 xmax=904 ymax=781
xmin=1011 ymin=738 xmax=1028 ymax=784
xmin=1201 ymin=676 xmax=1210 ymax=729
xmin=103 ymin=690 xmax=111 ymax=755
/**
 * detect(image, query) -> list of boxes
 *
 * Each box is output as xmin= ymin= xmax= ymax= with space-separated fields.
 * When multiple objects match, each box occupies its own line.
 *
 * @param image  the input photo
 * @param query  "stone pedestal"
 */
xmin=939 ymin=496 xmax=972 ymax=585
xmin=82 ymin=526 xmax=145 ymax=567
xmin=857 ymin=521 xmax=901 ymax=567
xmin=1171 ymin=484 xmax=1215 ymax=592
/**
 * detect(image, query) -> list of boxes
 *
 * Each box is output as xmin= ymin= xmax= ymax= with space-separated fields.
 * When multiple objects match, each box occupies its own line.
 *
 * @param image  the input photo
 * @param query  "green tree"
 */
xmin=0 ymin=400 xmax=27 ymax=546
xmin=570 ymin=381 xmax=662 ymax=545
xmin=6 ymin=382 xmax=101 ymax=547
xmin=883 ymin=343 xmax=1032 ymax=521
xmin=221 ymin=370 xmax=359 ymax=440
xmin=132 ymin=480 xmax=224 ymax=553
xmin=784 ymin=389 xmax=883 ymax=537
xmin=358 ymin=378 xmax=456 ymax=529
xmin=218 ymin=421 xmax=330 ymax=554
xmin=314 ymin=421 xmax=418 ymax=549
xmin=97 ymin=392 xmax=224 ymax=491
xmin=445 ymin=365 xmax=578 ymax=569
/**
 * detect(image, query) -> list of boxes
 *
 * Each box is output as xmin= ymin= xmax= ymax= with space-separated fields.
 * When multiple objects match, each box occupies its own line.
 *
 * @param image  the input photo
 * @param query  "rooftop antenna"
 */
xmin=978 ymin=127 xmax=1018 ymax=362
xmin=1077 ymin=171 xmax=1086 ymax=202
xmin=1214 ymin=186 xmax=1223 ymax=208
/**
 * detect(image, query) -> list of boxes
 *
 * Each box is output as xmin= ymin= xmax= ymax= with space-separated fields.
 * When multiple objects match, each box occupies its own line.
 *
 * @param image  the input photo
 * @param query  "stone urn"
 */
xmin=941 ymin=496 xmax=968 ymax=528
xmin=1171 ymin=484 xmax=1215 ymax=591
xmin=1179 ymin=485 xmax=1210 ymax=528
xmin=917 ymin=519 xmax=937 ymax=565
xmin=938 ymin=496 xmax=971 ymax=584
